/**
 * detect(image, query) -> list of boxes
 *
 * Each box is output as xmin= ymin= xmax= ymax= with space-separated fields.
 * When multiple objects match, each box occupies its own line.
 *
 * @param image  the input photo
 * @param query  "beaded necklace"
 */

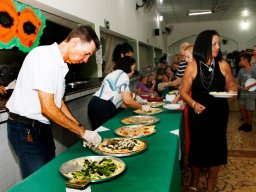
xmin=199 ymin=59 xmax=215 ymax=89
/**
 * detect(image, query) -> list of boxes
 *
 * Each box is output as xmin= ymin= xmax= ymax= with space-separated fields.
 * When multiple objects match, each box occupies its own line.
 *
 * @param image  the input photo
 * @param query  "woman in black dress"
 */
xmin=181 ymin=30 xmax=237 ymax=192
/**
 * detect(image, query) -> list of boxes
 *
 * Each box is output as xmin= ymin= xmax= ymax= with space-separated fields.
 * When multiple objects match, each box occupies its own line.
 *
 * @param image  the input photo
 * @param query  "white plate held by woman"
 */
xmin=209 ymin=92 xmax=237 ymax=98
xmin=163 ymin=104 xmax=181 ymax=110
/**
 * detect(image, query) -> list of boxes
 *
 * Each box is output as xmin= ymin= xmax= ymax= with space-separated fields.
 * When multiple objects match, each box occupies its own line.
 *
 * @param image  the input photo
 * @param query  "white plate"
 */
xmin=209 ymin=92 xmax=237 ymax=98
xmin=163 ymin=104 xmax=181 ymax=110
xmin=245 ymin=78 xmax=256 ymax=92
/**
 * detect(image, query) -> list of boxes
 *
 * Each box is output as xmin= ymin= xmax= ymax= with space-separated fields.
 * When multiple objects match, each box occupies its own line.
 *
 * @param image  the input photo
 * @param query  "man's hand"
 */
xmin=82 ymin=130 xmax=102 ymax=147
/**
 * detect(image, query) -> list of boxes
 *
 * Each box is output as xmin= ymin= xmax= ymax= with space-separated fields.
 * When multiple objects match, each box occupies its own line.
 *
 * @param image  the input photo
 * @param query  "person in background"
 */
xmin=136 ymin=75 xmax=156 ymax=95
xmin=111 ymin=42 xmax=134 ymax=70
xmin=155 ymin=67 xmax=165 ymax=96
xmin=88 ymin=56 xmax=145 ymax=130
xmin=157 ymin=56 xmax=167 ymax=69
xmin=158 ymin=66 xmax=176 ymax=96
xmin=181 ymin=30 xmax=237 ymax=192
xmin=121 ymin=42 xmax=134 ymax=57
xmin=159 ymin=44 xmax=193 ymax=91
xmin=6 ymin=26 xmax=102 ymax=178
xmin=237 ymin=53 xmax=256 ymax=132
xmin=176 ymin=42 xmax=190 ymax=76
xmin=146 ymin=72 xmax=157 ymax=90
xmin=250 ymin=45 xmax=256 ymax=67
xmin=162 ymin=66 xmax=175 ymax=82
xmin=170 ymin=54 xmax=180 ymax=75
xmin=171 ymin=62 xmax=179 ymax=75
xmin=172 ymin=45 xmax=194 ymax=105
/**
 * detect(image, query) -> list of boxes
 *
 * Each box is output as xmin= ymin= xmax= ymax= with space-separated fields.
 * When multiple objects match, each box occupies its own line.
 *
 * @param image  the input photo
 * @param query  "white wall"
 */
xmin=167 ymin=16 xmax=256 ymax=54
xmin=18 ymin=0 xmax=167 ymax=52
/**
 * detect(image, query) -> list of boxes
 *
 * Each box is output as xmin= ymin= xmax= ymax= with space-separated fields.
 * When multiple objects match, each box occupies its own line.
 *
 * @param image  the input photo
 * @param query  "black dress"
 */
xmin=188 ymin=60 xmax=229 ymax=167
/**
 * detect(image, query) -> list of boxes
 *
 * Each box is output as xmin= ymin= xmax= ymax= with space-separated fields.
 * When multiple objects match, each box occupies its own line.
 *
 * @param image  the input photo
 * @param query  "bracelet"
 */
xmin=192 ymin=101 xmax=196 ymax=108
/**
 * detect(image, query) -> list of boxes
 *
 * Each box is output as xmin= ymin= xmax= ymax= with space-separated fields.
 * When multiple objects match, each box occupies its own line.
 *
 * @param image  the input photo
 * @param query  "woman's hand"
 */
xmin=193 ymin=102 xmax=206 ymax=115
xmin=158 ymin=82 xmax=167 ymax=91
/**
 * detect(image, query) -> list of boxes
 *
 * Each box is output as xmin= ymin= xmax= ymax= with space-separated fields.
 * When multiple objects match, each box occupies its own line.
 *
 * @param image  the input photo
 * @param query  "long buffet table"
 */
xmin=8 ymin=108 xmax=183 ymax=192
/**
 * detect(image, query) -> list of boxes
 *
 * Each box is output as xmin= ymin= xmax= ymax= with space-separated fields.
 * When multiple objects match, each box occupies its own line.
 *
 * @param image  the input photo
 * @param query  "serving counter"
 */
xmin=8 ymin=108 xmax=183 ymax=192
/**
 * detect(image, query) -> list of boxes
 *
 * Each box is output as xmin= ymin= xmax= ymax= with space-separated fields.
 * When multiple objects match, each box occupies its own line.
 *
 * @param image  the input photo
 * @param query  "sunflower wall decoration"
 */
xmin=0 ymin=0 xmax=46 ymax=52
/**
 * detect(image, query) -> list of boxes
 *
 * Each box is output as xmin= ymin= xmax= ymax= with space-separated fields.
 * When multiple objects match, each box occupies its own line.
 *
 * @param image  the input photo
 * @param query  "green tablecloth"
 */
xmin=8 ymin=109 xmax=183 ymax=192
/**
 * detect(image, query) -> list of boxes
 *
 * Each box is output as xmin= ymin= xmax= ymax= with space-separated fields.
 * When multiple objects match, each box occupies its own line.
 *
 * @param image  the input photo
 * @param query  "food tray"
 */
xmin=90 ymin=140 xmax=148 ymax=158
xmin=120 ymin=115 xmax=160 ymax=125
xmin=147 ymin=101 xmax=165 ymax=108
xmin=114 ymin=125 xmax=156 ymax=138
xmin=60 ymin=156 xmax=125 ymax=182
xmin=134 ymin=108 xmax=164 ymax=116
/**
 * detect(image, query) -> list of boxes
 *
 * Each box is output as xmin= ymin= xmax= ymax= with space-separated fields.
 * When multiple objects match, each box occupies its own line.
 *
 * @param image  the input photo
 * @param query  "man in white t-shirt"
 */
xmin=6 ymin=25 xmax=101 ymax=178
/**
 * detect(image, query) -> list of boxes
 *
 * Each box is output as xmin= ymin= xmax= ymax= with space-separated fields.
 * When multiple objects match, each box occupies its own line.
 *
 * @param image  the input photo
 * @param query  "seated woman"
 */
xmin=158 ymin=66 xmax=177 ymax=97
xmin=88 ymin=56 xmax=142 ymax=130
xmin=136 ymin=75 xmax=156 ymax=95
xmin=162 ymin=66 xmax=175 ymax=82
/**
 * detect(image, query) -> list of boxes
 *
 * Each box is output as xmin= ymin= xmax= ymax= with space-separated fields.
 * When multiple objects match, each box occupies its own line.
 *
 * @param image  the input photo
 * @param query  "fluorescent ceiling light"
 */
xmin=241 ymin=19 xmax=249 ymax=30
xmin=188 ymin=10 xmax=212 ymax=16
xmin=242 ymin=10 xmax=249 ymax=17
xmin=159 ymin=15 xmax=163 ymax=21
xmin=159 ymin=0 xmax=163 ymax=4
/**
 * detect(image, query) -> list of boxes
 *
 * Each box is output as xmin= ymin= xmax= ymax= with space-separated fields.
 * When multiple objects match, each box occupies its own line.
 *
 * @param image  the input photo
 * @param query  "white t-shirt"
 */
xmin=6 ymin=43 xmax=69 ymax=124
xmin=94 ymin=70 xmax=130 ymax=108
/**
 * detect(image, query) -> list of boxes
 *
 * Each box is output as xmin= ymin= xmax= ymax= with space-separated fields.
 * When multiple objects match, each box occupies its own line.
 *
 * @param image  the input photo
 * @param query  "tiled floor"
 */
xmin=181 ymin=101 xmax=256 ymax=192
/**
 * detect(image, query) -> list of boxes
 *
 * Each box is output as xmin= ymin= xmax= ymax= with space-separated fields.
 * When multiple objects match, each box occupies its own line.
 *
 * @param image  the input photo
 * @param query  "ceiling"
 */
xmin=156 ymin=0 xmax=256 ymax=24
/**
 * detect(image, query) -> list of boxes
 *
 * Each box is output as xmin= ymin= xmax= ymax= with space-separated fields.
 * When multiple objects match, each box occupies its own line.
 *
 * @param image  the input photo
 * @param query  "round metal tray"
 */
xmin=60 ymin=156 xmax=125 ymax=182
xmin=114 ymin=125 xmax=156 ymax=138
xmin=133 ymin=108 xmax=164 ymax=116
xmin=90 ymin=140 xmax=148 ymax=158
xmin=120 ymin=115 xmax=160 ymax=125
xmin=147 ymin=102 xmax=165 ymax=108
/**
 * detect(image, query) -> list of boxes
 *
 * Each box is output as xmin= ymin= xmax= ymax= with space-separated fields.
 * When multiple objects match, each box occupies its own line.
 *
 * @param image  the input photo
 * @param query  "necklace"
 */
xmin=200 ymin=60 xmax=214 ymax=72
xmin=199 ymin=59 xmax=215 ymax=89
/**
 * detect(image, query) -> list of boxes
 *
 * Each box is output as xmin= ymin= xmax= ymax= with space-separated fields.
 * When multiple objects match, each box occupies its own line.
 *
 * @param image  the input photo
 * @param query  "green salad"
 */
xmin=67 ymin=158 xmax=119 ymax=180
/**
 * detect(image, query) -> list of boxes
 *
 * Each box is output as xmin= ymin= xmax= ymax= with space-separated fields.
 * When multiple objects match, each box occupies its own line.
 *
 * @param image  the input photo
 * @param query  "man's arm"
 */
xmin=60 ymin=100 xmax=80 ymax=125
xmin=38 ymin=91 xmax=85 ymax=137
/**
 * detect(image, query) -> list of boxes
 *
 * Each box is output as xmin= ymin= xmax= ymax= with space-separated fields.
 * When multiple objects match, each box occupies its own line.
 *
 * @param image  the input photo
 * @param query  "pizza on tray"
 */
xmin=98 ymin=138 xmax=145 ymax=154
xmin=134 ymin=107 xmax=163 ymax=115
xmin=115 ymin=125 xmax=155 ymax=138
xmin=147 ymin=102 xmax=165 ymax=107
xmin=121 ymin=116 xmax=154 ymax=125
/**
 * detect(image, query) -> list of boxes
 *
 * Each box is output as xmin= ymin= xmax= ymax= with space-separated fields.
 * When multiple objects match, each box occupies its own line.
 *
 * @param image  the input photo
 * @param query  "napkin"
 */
xmin=95 ymin=126 xmax=110 ymax=132
xmin=170 ymin=129 xmax=179 ymax=136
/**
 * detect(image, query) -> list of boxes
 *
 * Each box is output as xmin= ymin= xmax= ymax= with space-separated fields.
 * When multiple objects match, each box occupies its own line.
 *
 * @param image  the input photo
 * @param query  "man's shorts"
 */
xmin=238 ymin=97 xmax=256 ymax=111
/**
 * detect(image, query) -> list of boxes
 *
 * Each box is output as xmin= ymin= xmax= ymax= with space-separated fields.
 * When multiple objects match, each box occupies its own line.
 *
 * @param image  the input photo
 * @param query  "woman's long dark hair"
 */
xmin=193 ymin=30 xmax=223 ymax=64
